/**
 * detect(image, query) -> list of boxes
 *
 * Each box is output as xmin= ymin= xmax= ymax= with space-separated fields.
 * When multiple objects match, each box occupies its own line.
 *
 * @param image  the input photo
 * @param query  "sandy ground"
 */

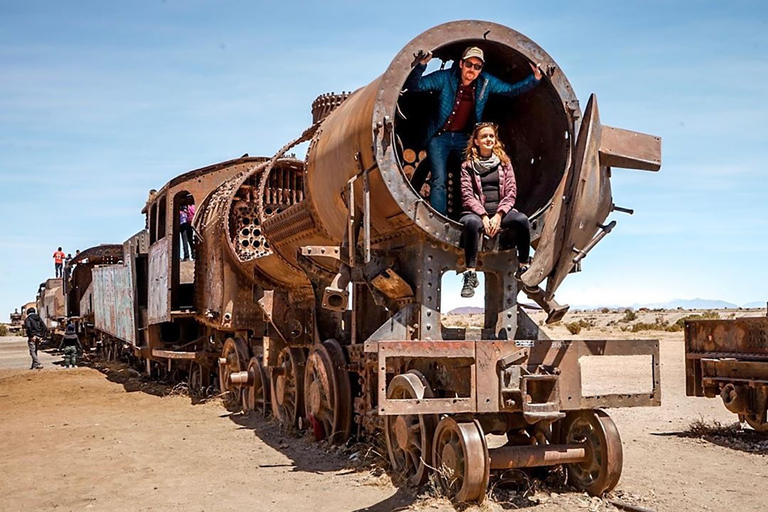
xmin=1 ymin=310 xmax=767 ymax=512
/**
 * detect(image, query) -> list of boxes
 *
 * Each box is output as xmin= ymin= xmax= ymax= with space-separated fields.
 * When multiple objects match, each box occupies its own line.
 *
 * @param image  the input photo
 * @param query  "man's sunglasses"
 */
xmin=462 ymin=60 xmax=483 ymax=71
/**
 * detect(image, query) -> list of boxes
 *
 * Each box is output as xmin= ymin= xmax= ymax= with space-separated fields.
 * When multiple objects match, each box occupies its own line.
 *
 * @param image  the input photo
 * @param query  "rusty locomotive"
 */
xmin=58 ymin=21 xmax=663 ymax=502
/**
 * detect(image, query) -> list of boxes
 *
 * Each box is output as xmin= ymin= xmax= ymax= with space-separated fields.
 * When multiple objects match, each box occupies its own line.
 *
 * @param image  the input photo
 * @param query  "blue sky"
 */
xmin=1 ymin=0 xmax=765 ymax=317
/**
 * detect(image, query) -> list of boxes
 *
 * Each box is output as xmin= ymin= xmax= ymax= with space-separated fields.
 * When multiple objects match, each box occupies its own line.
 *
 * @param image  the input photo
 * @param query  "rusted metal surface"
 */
xmin=489 ymin=444 xmax=587 ymax=469
xmin=374 ymin=338 xmax=660 ymax=416
xmin=91 ymin=233 xmax=146 ymax=345
xmin=36 ymin=278 xmax=65 ymax=330
xmin=147 ymin=237 xmax=170 ymax=324
xmin=685 ymin=316 xmax=768 ymax=429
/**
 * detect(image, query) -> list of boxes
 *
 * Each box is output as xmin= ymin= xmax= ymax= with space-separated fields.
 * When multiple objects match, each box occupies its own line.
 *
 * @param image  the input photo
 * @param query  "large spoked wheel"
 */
xmin=384 ymin=370 xmax=438 ymax=486
xmin=271 ymin=347 xmax=306 ymax=428
xmin=242 ymin=357 xmax=270 ymax=415
xmin=432 ymin=417 xmax=489 ymax=503
xmin=304 ymin=340 xmax=353 ymax=442
xmin=561 ymin=409 xmax=623 ymax=495
xmin=219 ymin=337 xmax=249 ymax=406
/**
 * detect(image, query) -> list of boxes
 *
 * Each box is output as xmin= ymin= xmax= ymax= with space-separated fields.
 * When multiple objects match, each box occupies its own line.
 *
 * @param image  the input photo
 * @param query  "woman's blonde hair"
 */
xmin=464 ymin=122 xmax=510 ymax=164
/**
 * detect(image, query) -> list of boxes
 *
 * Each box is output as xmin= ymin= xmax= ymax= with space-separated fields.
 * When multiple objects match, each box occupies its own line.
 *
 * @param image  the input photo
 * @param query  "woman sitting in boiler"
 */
xmin=459 ymin=122 xmax=531 ymax=298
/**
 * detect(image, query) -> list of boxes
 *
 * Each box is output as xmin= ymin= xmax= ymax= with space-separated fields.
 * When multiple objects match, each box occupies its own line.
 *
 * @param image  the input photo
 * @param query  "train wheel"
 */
xmin=744 ymin=410 xmax=768 ymax=432
xmin=384 ymin=370 xmax=438 ymax=486
xmin=242 ymin=357 xmax=270 ymax=416
xmin=304 ymin=340 xmax=352 ymax=442
xmin=271 ymin=347 xmax=306 ymax=428
xmin=189 ymin=362 xmax=204 ymax=395
xmin=323 ymin=339 xmax=352 ymax=442
xmin=219 ymin=337 xmax=249 ymax=406
xmin=561 ymin=409 xmax=623 ymax=495
xmin=432 ymin=417 xmax=489 ymax=503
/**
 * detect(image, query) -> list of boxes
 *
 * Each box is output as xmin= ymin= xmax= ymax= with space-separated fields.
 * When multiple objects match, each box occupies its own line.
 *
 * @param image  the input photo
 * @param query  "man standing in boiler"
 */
xmin=404 ymin=47 xmax=542 ymax=215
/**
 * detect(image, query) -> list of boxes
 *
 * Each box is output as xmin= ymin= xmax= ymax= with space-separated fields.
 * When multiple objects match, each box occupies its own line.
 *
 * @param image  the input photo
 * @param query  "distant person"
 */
xmin=53 ymin=247 xmax=65 ymax=278
xmin=180 ymin=203 xmax=195 ymax=261
xmin=59 ymin=324 xmax=83 ymax=369
xmin=459 ymin=122 xmax=531 ymax=298
xmin=404 ymin=46 xmax=542 ymax=215
xmin=23 ymin=307 xmax=47 ymax=370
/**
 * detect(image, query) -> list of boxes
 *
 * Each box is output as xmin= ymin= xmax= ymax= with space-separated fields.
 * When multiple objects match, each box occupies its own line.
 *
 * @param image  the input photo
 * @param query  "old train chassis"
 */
xmin=215 ymin=336 xmax=660 ymax=503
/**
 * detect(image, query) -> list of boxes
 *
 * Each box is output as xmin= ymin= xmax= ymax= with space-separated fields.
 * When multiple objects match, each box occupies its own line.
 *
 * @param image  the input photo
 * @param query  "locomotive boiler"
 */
xmin=75 ymin=20 xmax=662 ymax=503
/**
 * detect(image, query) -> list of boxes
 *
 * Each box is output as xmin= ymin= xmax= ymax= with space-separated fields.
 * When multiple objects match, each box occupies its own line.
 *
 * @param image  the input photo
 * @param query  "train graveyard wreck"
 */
xmin=52 ymin=20 xmax=666 ymax=503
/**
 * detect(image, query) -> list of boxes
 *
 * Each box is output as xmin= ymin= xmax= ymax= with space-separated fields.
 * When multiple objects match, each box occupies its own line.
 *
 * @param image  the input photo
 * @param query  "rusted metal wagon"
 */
xmin=685 ymin=315 xmax=768 ymax=432
xmin=70 ymin=20 xmax=662 ymax=503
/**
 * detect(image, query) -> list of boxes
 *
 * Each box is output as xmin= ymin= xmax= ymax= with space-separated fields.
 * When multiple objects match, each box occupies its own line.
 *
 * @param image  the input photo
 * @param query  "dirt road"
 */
xmin=1 ymin=325 xmax=766 ymax=511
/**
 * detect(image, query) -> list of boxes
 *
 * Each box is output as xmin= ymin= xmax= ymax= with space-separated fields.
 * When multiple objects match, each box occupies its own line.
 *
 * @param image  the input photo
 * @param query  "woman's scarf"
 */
xmin=471 ymin=153 xmax=501 ymax=175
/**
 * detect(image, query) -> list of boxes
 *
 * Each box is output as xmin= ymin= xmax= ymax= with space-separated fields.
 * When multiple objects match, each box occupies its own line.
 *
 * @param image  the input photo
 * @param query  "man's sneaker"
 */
xmin=33 ymin=365 xmax=43 ymax=370
xmin=461 ymin=271 xmax=479 ymax=298
xmin=515 ymin=265 xmax=530 ymax=281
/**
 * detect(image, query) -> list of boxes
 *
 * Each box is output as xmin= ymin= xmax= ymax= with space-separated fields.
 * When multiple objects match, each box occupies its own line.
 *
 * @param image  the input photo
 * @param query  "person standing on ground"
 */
xmin=404 ymin=46 xmax=542 ymax=215
xmin=59 ymin=324 xmax=83 ymax=369
xmin=23 ymin=307 xmax=47 ymax=369
xmin=458 ymin=122 xmax=531 ymax=298
xmin=53 ymin=247 xmax=65 ymax=278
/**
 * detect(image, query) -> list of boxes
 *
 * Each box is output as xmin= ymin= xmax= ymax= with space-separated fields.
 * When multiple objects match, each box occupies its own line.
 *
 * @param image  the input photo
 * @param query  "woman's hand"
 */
xmin=488 ymin=213 xmax=502 ymax=238
xmin=482 ymin=215 xmax=492 ymax=235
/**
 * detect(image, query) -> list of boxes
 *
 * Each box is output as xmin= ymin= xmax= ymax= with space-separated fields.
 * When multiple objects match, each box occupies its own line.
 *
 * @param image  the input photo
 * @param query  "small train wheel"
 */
xmin=744 ymin=410 xmax=768 ymax=432
xmin=561 ymin=409 xmax=623 ymax=495
xmin=324 ymin=339 xmax=353 ymax=442
xmin=432 ymin=417 xmax=489 ymax=503
xmin=271 ymin=347 xmax=306 ymax=428
xmin=219 ymin=337 xmax=249 ymax=406
xmin=189 ymin=362 xmax=203 ymax=395
xmin=242 ymin=357 xmax=270 ymax=416
xmin=384 ymin=370 xmax=438 ymax=486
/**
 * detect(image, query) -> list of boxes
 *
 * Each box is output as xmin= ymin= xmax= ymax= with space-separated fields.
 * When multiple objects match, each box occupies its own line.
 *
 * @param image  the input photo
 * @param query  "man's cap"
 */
xmin=66 ymin=323 xmax=75 ymax=333
xmin=462 ymin=46 xmax=485 ymax=63
xmin=27 ymin=307 xmax=35 ymax=314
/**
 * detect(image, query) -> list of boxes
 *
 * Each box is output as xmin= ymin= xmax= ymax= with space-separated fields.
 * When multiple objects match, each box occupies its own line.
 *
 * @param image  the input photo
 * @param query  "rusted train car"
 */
xmin=68 ymin=21 xmax=662 ymax=502
xmin=685 ymin=315 xmax=768 ymax=432
xmin=36 ymin=278 xmax=65 ymax=339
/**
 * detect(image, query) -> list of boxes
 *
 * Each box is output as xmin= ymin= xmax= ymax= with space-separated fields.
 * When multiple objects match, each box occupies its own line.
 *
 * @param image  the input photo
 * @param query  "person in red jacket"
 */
xmin=459 ymin=122 xmax=530 ymax=298
xmin=52 ymin=247 xmax=65 ymax=278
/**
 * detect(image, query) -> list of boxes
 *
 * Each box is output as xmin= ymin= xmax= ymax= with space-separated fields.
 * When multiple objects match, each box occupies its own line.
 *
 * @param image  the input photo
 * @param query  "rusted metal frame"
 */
xmin=376 ymin=340 xmax=476 ymax=416
xmin=347 ymin=154 xmax=378 ymax=267
xmin=599 ymin=125 xmax=662 ymax=172
xmin=151 ymin=349 xmax=197 ymax=360
xmin=685 ymin=352 xmax=768 ymax=361
xmin=488 ymin=444 xmax=587 ymax=469
xmin=699 ymin=358 xmax=768 ymax=380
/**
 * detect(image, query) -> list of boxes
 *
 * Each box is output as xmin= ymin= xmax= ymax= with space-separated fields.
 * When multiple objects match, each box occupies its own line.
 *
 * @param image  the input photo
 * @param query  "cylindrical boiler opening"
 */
xmin=395 ymin=40 xmax=570 ymax=222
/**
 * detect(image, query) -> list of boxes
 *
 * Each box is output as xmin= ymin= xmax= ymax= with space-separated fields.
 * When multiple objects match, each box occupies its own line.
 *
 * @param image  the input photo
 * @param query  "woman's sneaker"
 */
xmin=461 ymin=270 xmax=480 ymax=298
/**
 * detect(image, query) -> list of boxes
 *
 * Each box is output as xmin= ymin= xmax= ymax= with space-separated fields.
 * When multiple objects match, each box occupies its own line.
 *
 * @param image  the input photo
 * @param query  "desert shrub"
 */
xmin=0 ymin=324 xmax=7 ymax=336
xmin=621 ymin=309 xmax=637 ymax=322
xmin=565 ymin=322 xmax=582 ymax=335
xmin=673 ymin=311 xmax=721 ymax=330
xmin=601 ymin=307 xmax=610 ymax=314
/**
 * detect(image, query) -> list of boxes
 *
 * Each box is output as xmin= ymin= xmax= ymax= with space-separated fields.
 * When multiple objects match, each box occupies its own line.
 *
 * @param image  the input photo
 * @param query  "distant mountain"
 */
xmin=447 ymin=306 xmax=484 ymax=315
xmin=742 ymin=301 xmax=766 ymax=308
xmin=635 ymin=298 xmax=739 ymax=310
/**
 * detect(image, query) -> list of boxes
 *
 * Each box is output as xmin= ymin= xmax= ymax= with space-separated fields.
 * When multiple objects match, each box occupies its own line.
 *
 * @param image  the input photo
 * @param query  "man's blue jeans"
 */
xmin=427 ymin=131 xmax=469 ymax=215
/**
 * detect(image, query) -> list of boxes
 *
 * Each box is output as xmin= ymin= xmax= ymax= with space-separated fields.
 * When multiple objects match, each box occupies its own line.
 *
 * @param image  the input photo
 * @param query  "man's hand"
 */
xmin=488 ymin=213 xmax=503 ymax=238
xmin=530 ymin=62 xmax=543 ymax=81
xmin=412 ymin=50 xmax=432 ymax=67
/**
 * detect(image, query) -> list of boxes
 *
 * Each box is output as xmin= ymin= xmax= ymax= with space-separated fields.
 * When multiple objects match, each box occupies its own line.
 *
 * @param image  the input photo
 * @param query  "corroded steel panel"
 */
xmin=92 ymin=258 xmax=136 ymax=344
xmin=685 ymin=317 xmax=768 ymax=357
xmin=148 ymin=237 xmax=170 ymax=324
